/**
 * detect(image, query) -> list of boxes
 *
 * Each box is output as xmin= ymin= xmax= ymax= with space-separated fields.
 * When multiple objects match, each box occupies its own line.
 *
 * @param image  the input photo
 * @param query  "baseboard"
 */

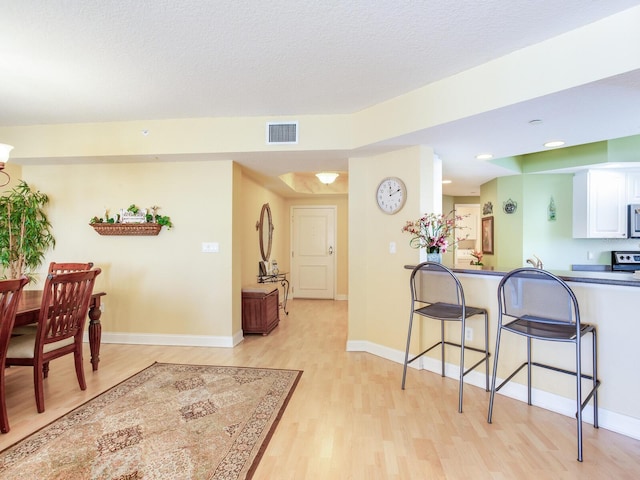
xmin=85 ymin=331 xmax=241 ymax=348
xmin=345 ymin=339 xmax=640 ymax=441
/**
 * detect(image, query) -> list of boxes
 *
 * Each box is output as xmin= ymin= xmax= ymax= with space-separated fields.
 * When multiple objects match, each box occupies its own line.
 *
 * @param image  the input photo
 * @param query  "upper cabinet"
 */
xmin=572 ymin=170 xmax=627 ymax=238
xmin=627 ymin=170 xmax=640 ymax=204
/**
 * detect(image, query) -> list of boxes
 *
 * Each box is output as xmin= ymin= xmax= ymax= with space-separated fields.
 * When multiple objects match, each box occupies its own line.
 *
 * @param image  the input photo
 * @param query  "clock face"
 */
xmin=376 ymin=177 xmax=407 ymax=214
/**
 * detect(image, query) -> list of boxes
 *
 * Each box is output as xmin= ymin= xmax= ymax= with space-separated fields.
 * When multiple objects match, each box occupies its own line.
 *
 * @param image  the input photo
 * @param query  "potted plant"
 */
xmin=89 ymin=204 xmax=172 ymax=235
xmin=0 ymin=180 xmax=55 ymax=281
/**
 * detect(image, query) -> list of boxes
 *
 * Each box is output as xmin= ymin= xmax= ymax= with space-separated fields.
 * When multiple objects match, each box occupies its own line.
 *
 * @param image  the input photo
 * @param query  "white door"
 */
xmin=291 ymin=206 xmax=336 ymax=299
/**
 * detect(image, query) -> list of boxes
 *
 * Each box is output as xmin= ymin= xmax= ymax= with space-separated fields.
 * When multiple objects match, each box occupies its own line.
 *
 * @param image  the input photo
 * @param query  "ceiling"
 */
xmin=2 ymin=1 xmax=640 ymax=196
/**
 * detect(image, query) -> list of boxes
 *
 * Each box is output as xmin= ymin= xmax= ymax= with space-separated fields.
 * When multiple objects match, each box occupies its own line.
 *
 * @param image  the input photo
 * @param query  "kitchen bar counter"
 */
xmin=405 ymin=264 xmax=640 ymax=287
xmin=402 ymin=261 xmax=640 ymax=440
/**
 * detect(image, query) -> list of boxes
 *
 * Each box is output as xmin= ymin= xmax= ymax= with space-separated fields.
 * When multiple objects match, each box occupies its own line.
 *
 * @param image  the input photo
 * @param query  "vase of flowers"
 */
xmin=402 ymin=210 xmax=467 ymax=262
xmin=470 ymin=249 xmax=484 ymax=266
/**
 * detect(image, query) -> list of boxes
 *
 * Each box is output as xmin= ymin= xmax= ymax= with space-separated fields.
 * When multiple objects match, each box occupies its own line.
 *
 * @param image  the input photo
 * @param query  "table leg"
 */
xmin=280 ymin=278 xmax=290 ymax=315
xmin=88 ymin=297 xmax=102 ymax=371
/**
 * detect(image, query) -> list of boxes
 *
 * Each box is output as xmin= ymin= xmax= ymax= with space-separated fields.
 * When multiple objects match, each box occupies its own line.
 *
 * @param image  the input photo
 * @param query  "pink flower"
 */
xmin=401 ymin=211 xmax=468 ymax=254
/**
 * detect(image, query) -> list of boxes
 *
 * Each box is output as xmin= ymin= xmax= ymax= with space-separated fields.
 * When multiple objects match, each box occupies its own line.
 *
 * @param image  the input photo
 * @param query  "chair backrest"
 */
xmin=37 ymin=269 xmax=101 ymax=347
xmin=497 ymin=267 xmax=577 ymax=325
xmin=0 ymin=277 xmax=29 ymax=357
xmin=410 ymin=261 xmax=464 ymax=306
xmin=48 ymin=262 xmax=94 ymax=274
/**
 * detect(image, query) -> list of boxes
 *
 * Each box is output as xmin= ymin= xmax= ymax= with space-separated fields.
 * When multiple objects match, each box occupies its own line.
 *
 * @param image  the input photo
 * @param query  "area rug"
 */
xmin=0 ymin=362 xmax=302 ymax=479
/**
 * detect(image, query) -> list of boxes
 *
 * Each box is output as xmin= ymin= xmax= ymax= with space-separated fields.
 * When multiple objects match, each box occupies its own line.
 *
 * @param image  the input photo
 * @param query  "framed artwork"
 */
xmin=482 ymin=216 xmax=494 ymax=254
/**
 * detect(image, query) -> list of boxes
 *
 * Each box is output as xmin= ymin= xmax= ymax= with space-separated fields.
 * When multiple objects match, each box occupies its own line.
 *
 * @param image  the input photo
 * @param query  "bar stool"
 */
xmin=402 ymin=261 xmax=490 ymax=413
xmin=487 ymin=267 xmax=600 ymax=462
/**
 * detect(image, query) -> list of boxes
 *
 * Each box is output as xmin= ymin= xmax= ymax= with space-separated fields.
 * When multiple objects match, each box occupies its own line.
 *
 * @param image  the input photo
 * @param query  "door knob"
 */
xmin=329 ymin=246 xmax=334 ymax=255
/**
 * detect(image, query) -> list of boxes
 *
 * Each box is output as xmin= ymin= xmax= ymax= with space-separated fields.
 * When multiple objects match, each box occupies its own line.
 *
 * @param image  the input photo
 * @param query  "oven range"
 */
xmin=611 ymin=251 xmax=640 ymax=272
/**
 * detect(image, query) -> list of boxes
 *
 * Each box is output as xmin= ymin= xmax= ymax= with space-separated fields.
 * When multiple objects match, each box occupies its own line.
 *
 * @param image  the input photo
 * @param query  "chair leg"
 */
xmin=34 ymin=362 xmax=45 ymax=413
xmin=488 ymin=326 xmax=503 ymax=423
xmin=74 ymin=347 xmax=87 ymax=391
xmin=0 ymin=370 xmax=9 ymax=433
xmin=43 ymin=361 xmax=50 ymax=379
xmin=526 ymin=337 xmax=532 ymax=405
xmin=592 ymin=330 xmax=599 ymax=429
xmin=484 ymin=312 xmax=490 ymax=392
xmin=401 ymin=312 xmax=416 ymax=390
xmin=439 ymin=320 xmax=445 ymax=377
xmin=576 ymin=336 xmax=583 ymax=462
xmin=458 ymin=319 xmax=465 ymax=413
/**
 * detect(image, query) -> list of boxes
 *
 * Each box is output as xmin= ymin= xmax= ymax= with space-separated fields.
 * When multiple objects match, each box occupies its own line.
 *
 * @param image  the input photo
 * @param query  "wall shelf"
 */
xmin=90 ymin=223 xmax=162 ymax=236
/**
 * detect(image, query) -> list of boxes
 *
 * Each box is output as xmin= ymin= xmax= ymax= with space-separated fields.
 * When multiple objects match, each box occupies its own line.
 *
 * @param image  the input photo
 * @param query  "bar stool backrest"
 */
xmin=499 ymin=268 xmax=577 ymax=325
xmin=411 ymin=262 xmax=463 ymax=306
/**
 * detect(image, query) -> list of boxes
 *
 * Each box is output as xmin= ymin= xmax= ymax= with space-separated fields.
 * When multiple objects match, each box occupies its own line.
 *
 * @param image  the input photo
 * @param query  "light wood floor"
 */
xmin=2 ymin=299 xmax=639 ymax=479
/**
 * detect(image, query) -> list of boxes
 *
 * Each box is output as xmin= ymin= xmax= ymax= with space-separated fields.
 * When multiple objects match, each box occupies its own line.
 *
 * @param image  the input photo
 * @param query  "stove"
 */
xmin=611 ymin=251 xmax=640 ymax=272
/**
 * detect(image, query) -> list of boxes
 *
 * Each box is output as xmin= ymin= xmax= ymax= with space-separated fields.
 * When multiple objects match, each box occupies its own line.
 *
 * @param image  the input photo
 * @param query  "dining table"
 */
xmin=14 ymin=290 xmax=107 ymax=371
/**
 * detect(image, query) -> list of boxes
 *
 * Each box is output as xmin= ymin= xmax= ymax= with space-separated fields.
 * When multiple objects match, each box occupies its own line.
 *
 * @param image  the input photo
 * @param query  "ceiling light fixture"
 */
xmin=544 ymin=140 xmax=565 ymax=148
xmin=315 ymin=172 xmax=339 ymax=185
xmin=475 ymin=153 xmax=493 ymax=160
xmin=0 ymin=143 xmax=14 ymax=187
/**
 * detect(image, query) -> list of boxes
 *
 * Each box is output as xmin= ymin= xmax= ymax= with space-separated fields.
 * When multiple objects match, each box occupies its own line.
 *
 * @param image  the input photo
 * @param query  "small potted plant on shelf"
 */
xmin=90 ymin=204 xmax=172 ymax=236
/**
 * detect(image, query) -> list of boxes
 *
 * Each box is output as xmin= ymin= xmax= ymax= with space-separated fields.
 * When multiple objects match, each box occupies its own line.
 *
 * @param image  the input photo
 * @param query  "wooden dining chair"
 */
xmin=5 ymin=269 xmax=101 ymax=413
xmin=12 ymin=262 xmax=94 ymax=336
xmin=0 ymin=276 xmax=29 ymax=433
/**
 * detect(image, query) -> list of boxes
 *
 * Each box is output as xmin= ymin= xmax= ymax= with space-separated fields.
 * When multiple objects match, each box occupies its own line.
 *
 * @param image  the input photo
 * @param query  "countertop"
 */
xmin=404 ymin=264 xmax=640 ymax=288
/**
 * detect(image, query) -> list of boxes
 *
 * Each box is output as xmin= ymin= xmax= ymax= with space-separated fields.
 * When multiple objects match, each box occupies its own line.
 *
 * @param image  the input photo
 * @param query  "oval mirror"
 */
xmin=258 ymin=203 xmax=273 ymax=262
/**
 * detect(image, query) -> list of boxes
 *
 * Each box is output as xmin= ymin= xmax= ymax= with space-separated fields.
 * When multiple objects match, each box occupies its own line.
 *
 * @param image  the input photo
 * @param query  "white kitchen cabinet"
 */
xmin=572 ymin=170 xmax=627 ymax=238
xmin=626 ymin=170 xmax=640 ymax=203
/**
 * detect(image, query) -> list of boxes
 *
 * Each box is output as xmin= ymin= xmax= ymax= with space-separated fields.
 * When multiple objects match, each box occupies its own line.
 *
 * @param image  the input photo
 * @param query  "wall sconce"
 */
xmin=0 ymin=143 xmax=13 ymax=187
xmin=315 ymin=172 xmax=339 ymax=185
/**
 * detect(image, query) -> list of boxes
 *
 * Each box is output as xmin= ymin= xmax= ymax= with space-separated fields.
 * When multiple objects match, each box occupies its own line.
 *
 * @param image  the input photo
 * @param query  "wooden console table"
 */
xmin=14 ymin=290 xmax=106 ymax=371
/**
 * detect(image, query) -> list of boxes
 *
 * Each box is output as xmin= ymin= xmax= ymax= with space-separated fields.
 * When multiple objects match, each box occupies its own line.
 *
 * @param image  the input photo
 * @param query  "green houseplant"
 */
xmin=0 ymin=180 xmax=55 ymax=280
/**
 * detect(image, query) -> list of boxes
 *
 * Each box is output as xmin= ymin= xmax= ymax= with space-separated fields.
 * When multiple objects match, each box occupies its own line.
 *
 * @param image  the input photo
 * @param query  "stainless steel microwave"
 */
xmin=629 ymin=204 xmax=640 ymax=238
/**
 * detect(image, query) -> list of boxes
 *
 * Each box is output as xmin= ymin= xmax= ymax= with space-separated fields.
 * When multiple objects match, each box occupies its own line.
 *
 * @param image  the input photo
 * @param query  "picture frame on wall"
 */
xmin=482 ymin=216 xmax=494 ymax=254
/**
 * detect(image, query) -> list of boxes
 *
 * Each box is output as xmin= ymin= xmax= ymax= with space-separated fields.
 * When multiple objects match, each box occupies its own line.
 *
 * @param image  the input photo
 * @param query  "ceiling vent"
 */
xmin=266 ymin=121 xmax=298 ymax=145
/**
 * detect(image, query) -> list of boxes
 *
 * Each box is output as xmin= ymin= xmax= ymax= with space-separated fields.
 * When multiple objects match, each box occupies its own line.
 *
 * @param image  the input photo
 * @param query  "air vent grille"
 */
xmin=267 ymin=121 xmax=298 ymax=144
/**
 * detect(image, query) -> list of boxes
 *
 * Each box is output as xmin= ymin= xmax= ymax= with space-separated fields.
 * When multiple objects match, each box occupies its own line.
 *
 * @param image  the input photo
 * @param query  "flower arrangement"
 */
xmin=402 ymin=210 xmax=467 ymax=253
xmin=470 ymin=249 xmax=484 ymax=266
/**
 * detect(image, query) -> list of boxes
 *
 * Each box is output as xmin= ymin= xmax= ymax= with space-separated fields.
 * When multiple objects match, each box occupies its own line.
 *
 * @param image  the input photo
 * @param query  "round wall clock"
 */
xmin=376 ymin=177 xmax=407 ymax=214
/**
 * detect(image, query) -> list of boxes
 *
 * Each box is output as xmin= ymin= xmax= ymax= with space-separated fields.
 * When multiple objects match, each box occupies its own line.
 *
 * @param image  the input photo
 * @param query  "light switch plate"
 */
xmin=202 ymin=242 xmax=219 ymax=253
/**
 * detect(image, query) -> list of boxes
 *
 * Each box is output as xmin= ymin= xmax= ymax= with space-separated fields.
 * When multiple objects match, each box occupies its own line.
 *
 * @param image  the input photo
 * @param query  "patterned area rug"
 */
xmin=0 ymin=363 xmax=302 ymax=479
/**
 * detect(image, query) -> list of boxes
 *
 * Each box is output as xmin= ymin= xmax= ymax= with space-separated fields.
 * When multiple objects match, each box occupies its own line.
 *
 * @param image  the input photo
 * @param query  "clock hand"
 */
xmin=389 ymin=188 xmax=401 ymax=196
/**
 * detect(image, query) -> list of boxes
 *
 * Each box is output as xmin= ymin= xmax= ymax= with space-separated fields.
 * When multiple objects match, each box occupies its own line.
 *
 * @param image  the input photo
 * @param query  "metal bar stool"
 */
xmin=487 ymin=267 xmax=600 ymax=462
xmin=402 ymin=261 xmax=490 ymax=413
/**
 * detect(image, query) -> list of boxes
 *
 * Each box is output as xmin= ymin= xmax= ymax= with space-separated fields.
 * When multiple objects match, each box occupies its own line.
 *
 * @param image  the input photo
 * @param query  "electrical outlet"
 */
xmin=465 ymin=327 xmax=473 ymax=342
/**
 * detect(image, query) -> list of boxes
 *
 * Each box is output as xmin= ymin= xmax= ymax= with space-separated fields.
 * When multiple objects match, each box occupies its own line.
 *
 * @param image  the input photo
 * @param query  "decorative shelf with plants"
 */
xmin=90 ymin=204 xmax=172 ymax=236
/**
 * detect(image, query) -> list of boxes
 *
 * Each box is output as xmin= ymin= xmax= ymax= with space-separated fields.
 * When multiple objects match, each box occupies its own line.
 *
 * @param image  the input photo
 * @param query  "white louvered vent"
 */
xmin=266 ymin=121 xmax=298 ymax=144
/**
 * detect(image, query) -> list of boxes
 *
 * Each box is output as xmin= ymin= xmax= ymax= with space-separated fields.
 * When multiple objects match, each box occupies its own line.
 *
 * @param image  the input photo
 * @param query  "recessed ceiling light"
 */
xmin=475 ymin=153 xmax=493 ymax=160
xmin=442 ymin=179 xmax=452 ymax=184
xmin=528 ymin=119 xmax=543 ymax=126
xmin=544 ymin=140 xmax=565 ymax=148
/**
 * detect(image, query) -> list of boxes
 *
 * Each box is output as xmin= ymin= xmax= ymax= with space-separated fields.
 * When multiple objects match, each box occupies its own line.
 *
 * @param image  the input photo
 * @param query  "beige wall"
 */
xmin=22 ymin=160 xmax=239 ymax=342
xmin=348 ymin=146 xmax=439 ymax=349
